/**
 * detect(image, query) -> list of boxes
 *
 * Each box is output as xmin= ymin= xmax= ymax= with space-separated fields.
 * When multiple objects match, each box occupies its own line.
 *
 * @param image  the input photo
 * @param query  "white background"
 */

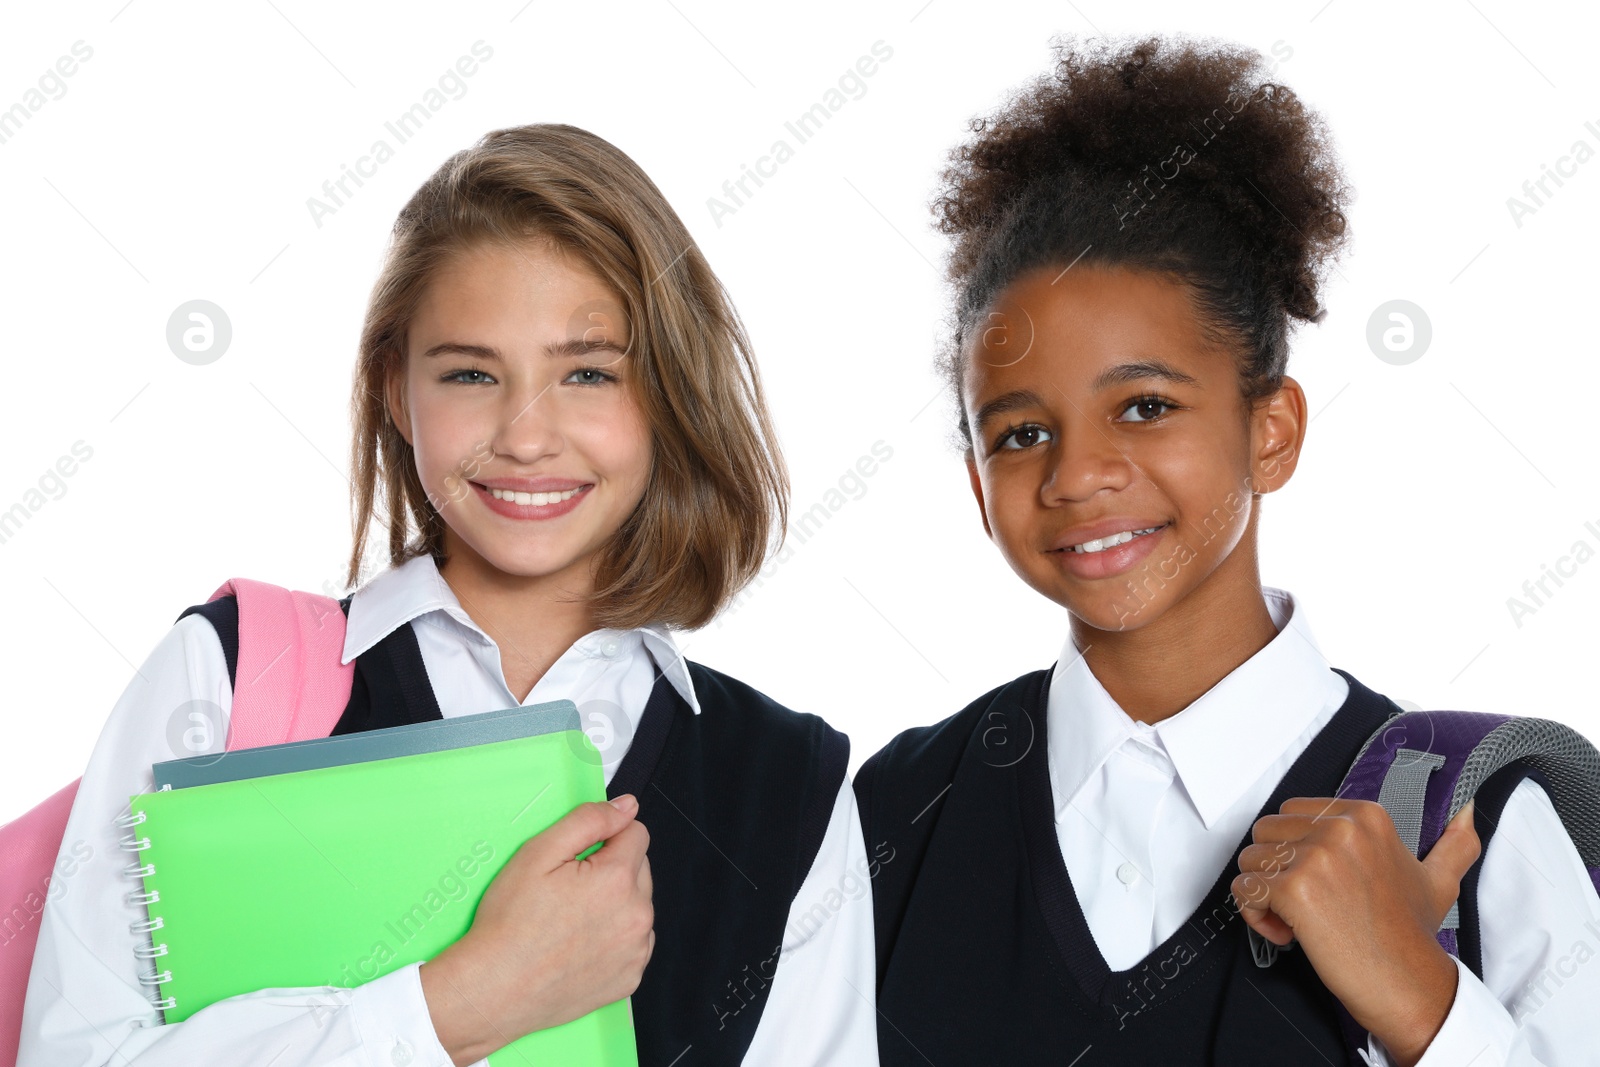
xmin=2 ymin=0 xmax=1597 ymax=824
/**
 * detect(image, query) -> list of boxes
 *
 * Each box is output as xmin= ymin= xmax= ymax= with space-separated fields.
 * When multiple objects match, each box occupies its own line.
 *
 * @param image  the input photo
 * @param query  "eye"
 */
xmin=441 ymin=368 xmax=495 ymax=385
xmin=1118 ymin=395 xmax=1176 ymax=423
xmin=565 ymin=366 xmax=617 ymax=386
xmin=996 ymin=424 xmax=1052 ymax=451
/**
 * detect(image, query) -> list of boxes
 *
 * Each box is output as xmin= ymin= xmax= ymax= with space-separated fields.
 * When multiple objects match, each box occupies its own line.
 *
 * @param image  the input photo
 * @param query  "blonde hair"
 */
xmin=347 ymin=124 xmax=788 ymax=630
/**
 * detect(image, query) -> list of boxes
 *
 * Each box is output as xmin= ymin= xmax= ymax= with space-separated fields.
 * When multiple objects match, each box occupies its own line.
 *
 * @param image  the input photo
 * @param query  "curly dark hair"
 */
xmin=934 ymin=33 xmax=1353 ymax=446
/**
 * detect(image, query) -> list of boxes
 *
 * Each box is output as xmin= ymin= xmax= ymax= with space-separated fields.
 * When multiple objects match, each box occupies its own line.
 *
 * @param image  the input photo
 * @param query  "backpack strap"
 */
xmin=199 ymin=579 xmax=356 ymax=749
xmin=1331 ymin=708 xmax=1600 ymax=1057
xmin=1339 ymin=709 xmax=1600 ymax=911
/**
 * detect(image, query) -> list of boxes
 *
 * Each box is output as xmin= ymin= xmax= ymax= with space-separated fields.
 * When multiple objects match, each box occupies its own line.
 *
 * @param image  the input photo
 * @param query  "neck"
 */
xmin=436 ymin=531 xmax=599 ymax=703
xmin=1069 ymin=539 xmax=1278 ymax=725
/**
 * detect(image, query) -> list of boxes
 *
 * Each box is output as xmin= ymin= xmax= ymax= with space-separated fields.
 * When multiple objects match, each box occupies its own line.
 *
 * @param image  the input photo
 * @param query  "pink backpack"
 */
xmin=0 ymin=579 xmax=356 ymax=1067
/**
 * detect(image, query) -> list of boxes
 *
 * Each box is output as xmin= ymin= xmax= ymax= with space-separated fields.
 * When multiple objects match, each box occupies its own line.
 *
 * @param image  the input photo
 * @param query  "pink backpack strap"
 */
xmin=207 ymin=578 xmax=356 ymax=748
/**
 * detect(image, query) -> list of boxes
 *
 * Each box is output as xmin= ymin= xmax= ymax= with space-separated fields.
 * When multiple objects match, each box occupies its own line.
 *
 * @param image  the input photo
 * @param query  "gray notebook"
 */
xmin=152 ymin=700 xmax=582 ymax=789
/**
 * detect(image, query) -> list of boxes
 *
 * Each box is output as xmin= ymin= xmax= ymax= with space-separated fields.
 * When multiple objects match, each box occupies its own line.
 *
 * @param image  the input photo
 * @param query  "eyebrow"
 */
xmin=419 ymin=338 xmax=630 ymax=361
xmin=1090 ymin=359 xmax=1200 ymax=391
xmin=972 ymin=388 xmax=1047 ymax=434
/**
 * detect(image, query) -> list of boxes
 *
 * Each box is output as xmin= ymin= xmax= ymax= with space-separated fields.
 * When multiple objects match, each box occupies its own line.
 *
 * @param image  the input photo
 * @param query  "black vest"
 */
xmin=177 ymin=594 xmax=849 ymax=1066
xmin=854 ymin=665 xmax=1407 ymax=1066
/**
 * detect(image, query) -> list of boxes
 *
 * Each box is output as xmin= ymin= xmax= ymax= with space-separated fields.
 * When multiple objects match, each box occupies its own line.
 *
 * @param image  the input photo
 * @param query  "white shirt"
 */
xmin=18 ymin=552 xmax=879 ymax=1067
xmin=1049 ymin=586 xmax=1600 ymax=1066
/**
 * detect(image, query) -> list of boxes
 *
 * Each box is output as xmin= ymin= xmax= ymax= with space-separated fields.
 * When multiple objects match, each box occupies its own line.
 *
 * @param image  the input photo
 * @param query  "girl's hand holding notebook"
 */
xmin=420 ymin=794 xmax=654 ymax=1067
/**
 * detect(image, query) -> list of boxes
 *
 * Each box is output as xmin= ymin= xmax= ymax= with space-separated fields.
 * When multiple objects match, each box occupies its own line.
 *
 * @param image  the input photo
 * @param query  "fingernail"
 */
xmin=609 ymin=794 xmax=636 ymax=811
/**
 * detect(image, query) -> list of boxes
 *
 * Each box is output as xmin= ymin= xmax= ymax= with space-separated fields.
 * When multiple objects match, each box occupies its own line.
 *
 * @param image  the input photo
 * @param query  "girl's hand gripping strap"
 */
xmin=1337 ymin=708 xmax=1600 ymax=942
xmin=1328 ymin=707 xmax=1600 ymax=1062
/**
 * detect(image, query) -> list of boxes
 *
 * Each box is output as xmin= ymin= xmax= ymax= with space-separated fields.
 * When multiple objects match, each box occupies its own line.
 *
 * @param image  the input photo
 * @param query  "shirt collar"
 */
xmin=341 ymin=552 xmax=701 ymax=714
xmin=1046 ymin=586 xmax=1344 ymax=828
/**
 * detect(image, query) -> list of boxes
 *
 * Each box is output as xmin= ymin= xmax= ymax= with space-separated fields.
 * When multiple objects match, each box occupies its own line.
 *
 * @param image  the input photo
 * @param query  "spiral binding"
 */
xmin=117 ymin=807 xmax=176 ymax=1014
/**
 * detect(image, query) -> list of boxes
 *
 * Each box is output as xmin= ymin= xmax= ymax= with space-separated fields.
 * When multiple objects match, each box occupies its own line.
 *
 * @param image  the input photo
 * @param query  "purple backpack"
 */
xmin=1254 ymin=707 xmax=1600 ymax=1059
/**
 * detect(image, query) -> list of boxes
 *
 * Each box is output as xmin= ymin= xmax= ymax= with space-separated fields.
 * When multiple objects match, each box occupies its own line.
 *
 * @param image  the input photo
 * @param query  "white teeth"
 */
xmin=489 ymin=486 xmax=581 ymax=506
xmin=1071 ymin=525 xmax=1162 ymax=554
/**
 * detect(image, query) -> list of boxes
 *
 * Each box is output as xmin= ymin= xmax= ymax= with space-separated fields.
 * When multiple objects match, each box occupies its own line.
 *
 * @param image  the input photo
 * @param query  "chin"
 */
xmin=1036 ymin=581 xmax=1175 ymax=635
xmin=503 ymin=552 xmax=590 ymax=580
xmin=460 ymin=535 xmax=592 ymax=580
xmin=1099 ymin=601 xmax=1166 ymax=633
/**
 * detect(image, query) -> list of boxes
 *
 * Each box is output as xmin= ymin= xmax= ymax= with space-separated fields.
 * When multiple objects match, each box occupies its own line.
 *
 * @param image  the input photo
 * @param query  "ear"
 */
xmin=966 ymin=453 xmax=994 ymax=540
xmin=385 ymin=358 xmax=412 ymax=447
xmin=1250 ymin=375 xmax=1307 ymax=494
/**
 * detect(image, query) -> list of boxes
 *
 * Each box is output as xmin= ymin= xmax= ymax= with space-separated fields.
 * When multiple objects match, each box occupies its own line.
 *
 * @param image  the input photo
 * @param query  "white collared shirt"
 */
xmin=18 ymin=553 xmax=879 ymax=1067
xmin=1048 ymin=586 xmax=1600 ymax=1066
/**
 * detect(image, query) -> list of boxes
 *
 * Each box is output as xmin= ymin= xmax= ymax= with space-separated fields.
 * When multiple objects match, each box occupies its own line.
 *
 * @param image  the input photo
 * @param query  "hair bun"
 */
xmin=932 ymin=33 xmax=1354 ymax=442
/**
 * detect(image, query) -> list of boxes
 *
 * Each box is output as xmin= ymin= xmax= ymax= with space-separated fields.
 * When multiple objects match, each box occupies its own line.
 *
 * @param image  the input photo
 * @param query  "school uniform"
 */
xmin=856 ymin=587 xmax=1600 ymax=1066
xmin=18 ymin=552 xmax=879 ymax=1067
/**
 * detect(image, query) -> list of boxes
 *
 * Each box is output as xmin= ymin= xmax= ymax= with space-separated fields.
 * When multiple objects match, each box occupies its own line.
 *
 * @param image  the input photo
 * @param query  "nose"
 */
xmin=492 ymin=378 xmax=564 ymax=465
xmin=1041 ymin=413 xmax=1135 ymax=505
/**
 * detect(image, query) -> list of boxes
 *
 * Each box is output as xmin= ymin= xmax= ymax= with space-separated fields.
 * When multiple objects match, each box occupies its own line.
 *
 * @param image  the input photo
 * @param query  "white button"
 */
xmin=1116 ymin=861 xmax=1140 ymax=886
xmin=390 ymin=1038 xmax=414 ymax=1065
xmin=600 ymin=639 xmax=620 ymax=658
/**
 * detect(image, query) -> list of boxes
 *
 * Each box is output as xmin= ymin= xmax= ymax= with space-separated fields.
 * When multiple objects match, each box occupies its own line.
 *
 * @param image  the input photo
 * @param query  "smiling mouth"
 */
xmin=1065 ymin=523 xmax=1167 ymax=554
xmin=484 ymin=485 xmax=586 ymax=506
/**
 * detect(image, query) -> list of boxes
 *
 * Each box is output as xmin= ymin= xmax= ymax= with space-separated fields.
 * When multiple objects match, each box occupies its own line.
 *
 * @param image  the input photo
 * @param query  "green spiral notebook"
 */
xmin=127 ymin=720 xmax=638 ymax=1066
